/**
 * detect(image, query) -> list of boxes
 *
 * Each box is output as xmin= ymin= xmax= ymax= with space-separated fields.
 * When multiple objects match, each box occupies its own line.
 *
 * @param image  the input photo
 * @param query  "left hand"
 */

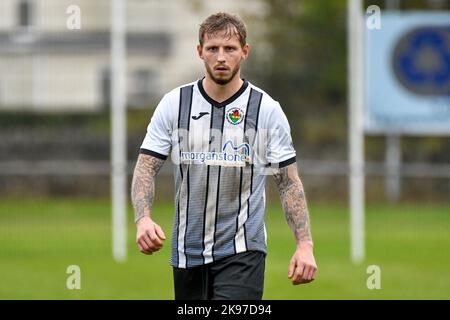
xmin=288 ymin=242 xmax=317 ymax=285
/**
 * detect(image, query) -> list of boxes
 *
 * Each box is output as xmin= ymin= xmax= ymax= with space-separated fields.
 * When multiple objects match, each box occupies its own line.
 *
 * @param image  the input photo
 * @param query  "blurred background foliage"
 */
xmin=245 ymin=0 xmax=348 ymax=159
xmin=244 ymin=0 xmax=450 ymax=163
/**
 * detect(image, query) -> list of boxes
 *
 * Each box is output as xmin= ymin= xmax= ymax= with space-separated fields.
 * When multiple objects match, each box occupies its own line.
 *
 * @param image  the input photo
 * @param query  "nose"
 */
xmin=217 ymin=48 xmax=226 ymax=62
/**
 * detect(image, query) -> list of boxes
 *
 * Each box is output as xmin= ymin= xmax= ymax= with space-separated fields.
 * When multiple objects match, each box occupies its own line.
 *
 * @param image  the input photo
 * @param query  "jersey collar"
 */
xmin=197 ymin=77 xmax=249 ymax=108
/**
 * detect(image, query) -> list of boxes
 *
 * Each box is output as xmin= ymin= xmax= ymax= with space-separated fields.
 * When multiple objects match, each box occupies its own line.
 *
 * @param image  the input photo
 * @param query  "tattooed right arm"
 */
xmin=131 ymin=153 xmax=165 ymax=223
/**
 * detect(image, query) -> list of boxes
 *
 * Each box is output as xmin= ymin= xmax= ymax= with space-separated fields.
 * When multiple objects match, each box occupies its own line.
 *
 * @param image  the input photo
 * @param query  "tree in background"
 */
xmin=244 ymin=0 xmax=348 ymax=157
xmin=244 ymin=0 xmax=450 ymax=163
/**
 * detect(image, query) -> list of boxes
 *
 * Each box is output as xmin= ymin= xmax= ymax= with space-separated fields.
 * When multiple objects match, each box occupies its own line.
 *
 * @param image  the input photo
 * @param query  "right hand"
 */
xmin=136 ymin=216 xmax=166 ymax=255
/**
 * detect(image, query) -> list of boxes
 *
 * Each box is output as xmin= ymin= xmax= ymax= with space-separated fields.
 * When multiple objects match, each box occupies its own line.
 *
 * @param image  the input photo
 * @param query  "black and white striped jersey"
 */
xmin=140 ymin=79 xmax=296 ymax=268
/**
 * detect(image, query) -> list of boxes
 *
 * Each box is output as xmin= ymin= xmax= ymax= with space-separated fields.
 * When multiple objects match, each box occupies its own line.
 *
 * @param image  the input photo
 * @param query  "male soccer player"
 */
xmin=131 ymin=12 xmax=317 ymax=300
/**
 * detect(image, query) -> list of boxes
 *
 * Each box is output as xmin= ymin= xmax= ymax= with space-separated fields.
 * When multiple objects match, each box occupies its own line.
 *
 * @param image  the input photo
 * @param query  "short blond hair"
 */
xmin=199 ymin=12 xmax=247 ymax=47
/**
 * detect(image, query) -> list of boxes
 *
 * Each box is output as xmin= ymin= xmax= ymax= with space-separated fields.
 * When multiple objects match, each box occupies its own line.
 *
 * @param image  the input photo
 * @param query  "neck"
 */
xmin=202 ymin=73 xmax=244 ymax=103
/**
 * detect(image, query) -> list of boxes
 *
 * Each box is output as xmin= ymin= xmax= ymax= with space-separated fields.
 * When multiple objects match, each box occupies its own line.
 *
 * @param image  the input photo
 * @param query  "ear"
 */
xmin=242 ymin=44 xmax=250 ymax=60
xmin=197 ymin=44 xmax=204 ymax=60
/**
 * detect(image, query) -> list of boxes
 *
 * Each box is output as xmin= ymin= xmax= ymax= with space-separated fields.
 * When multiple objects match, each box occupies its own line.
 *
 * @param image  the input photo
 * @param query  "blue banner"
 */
xmin=365 ymin=12 xmax=450 ymax=135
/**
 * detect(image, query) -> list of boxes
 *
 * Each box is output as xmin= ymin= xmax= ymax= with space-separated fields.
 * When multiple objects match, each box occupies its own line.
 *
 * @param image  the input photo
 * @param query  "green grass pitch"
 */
xmin=0 ymin=198 xmax=449 ymax=299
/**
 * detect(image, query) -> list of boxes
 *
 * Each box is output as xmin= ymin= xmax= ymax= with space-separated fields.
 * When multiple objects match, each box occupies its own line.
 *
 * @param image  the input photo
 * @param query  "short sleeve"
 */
xmin=265 ymin=103 xmax=296 ymax=167
xmin=140 ymin=94 xmax=174 ymax=159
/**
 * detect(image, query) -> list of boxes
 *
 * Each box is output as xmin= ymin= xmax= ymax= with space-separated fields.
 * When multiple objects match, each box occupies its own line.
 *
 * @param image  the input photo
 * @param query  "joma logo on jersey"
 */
xmin=226 ymin=107 xmax=244 ymax=125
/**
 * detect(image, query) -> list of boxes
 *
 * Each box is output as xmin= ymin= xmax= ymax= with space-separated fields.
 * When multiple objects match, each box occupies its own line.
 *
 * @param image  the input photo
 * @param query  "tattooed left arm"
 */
xmin=273 ymin=162 xmax=318 ymax=285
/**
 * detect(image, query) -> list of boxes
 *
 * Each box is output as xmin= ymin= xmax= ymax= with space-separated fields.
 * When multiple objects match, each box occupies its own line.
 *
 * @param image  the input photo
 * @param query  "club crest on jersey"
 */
xmin=226 ymin=107 xmax=244 ymax=125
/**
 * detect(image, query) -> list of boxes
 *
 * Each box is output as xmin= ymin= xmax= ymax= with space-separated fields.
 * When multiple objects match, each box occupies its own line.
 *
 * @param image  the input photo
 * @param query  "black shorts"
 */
xmin=173 ymin=250 xmax=266 ymax=300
